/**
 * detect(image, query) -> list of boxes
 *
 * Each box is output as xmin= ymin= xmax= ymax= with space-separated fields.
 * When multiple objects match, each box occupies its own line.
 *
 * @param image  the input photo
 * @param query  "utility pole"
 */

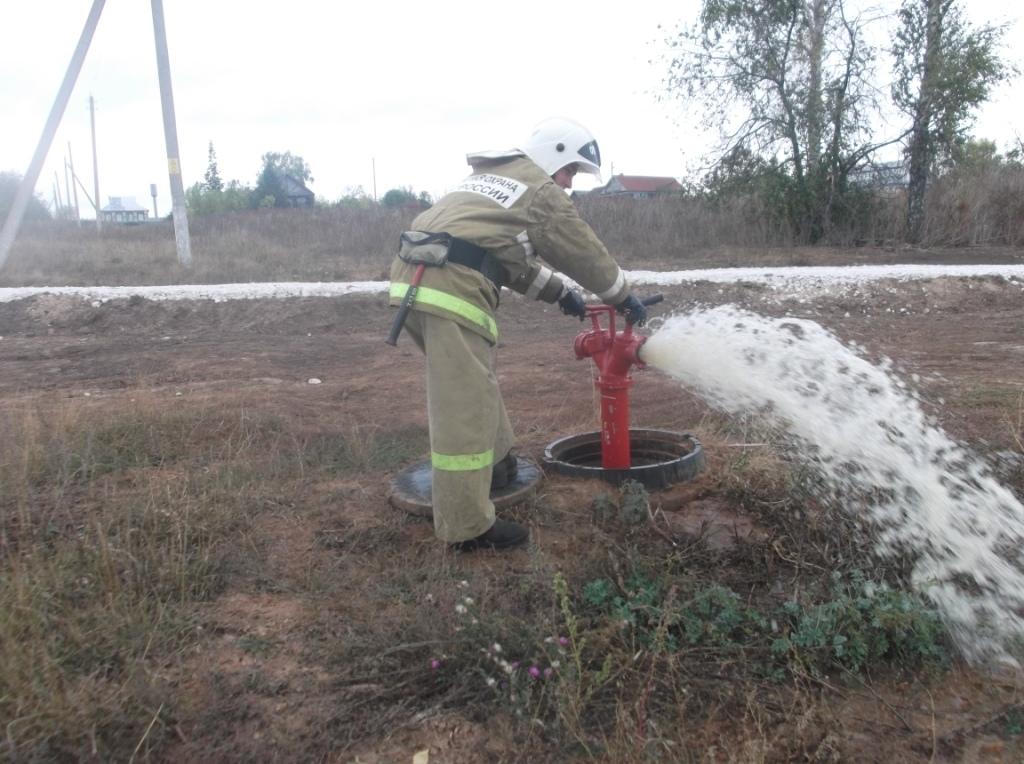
xmin=90 ymin=95 xmax=102 ymax=230
xmin=0 ymin=0 xmax=106 ymax=270
xmin=68 ymin=142 xmax=81 ymax=224
xmin=150 ymin=183 xmax=159 ymax=218
xmin=54 ymin=172 xmax=65 ymax=219
xmin=63 ymin=157 xmax=73 ymax=221
xmin=72 ymin=170 xmax=97 ymax=218
xmin=150 ymin=0 xmax=191 ymax=267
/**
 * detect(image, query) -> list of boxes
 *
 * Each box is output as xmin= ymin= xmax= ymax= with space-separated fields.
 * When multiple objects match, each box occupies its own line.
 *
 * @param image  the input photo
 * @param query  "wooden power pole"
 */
xmin=90 ymin=95 xmax=102 ymax=230
xmin=68 ymin=142 xmax=82 ymax=224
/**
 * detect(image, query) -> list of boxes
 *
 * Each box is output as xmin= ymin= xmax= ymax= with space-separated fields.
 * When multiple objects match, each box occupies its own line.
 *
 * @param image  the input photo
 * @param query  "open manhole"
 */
xmin=388 ymin=456 xmax=542 ymax=517
xmin=543 ymin=428 xmax=705 ymax=491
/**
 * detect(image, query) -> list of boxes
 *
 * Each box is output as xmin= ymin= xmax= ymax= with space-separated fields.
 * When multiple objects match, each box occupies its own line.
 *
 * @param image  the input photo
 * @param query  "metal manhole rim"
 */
xmin=542 ymin=428 xmax=705 ymax=490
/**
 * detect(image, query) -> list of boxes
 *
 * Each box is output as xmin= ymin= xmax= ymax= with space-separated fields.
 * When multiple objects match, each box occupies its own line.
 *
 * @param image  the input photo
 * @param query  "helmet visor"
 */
xmin=577 ymin=139 xmax=601 ymax=168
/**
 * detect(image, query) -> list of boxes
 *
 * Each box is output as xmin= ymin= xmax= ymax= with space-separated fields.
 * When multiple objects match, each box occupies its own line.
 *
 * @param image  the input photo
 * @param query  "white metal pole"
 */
xmin=151 ymin=0 xmax=192 ymax=267
xmin=0 ymin=0 xmax=106 ymax=269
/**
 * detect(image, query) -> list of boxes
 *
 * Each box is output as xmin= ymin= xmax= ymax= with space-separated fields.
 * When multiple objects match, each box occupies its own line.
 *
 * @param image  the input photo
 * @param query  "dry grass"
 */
xmin=299 ymin=411 xmax=948 ymax=761
xmin=4 ymin=168 xmax=1022 ymax=290
xmin=923 ymin=164 xmax=1024 ymax=247
xmin=0 ymin=395 xmax=423 ymax=760
xmin=0 ymin=385 xmax=955 ymax=760
xmin=2 ymin=206 xmax=417 ymax=287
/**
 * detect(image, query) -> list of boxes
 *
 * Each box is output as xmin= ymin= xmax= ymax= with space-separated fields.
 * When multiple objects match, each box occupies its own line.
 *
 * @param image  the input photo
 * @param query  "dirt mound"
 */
xmin=0 ymin=292 xmax=389 ymax=337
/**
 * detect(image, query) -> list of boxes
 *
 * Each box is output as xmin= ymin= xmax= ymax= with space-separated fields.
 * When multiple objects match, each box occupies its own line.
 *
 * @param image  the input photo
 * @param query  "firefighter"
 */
xmin=388 ymin=117 xmax=647 ymax=551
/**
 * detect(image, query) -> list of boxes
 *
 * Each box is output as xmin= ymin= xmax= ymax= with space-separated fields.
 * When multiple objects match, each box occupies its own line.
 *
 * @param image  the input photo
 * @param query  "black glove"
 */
xmin=557 ymin=287 xmax=587 ymax=320
xmin=615 ymin=294 xmax=647 ymax=326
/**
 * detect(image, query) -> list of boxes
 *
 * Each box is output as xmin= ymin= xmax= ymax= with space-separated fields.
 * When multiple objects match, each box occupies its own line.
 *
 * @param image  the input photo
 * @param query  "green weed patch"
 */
xmin=576 ymin=568 xmax=947 ymax=677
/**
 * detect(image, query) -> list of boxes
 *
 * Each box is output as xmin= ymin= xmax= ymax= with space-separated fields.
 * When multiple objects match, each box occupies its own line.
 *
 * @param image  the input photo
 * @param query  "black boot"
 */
xmin=490 ymin=451 xmax=519 ymax=490
xmin=451 ymin=519 xmax=529 ymax=551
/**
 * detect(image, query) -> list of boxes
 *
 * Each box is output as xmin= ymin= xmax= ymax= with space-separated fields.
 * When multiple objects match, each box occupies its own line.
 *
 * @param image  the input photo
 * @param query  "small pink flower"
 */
xmin=528 ymin=666 xmax=541 ymax=678
xmin=430 ymin=659 xmax=441 ymax=670
xmin=558 ymin=636 xmax=570 ymax=646
xmin=510 ymin=661 xmax=520 ymax=669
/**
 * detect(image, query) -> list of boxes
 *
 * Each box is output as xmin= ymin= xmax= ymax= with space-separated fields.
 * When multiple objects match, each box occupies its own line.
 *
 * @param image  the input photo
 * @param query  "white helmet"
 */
xmin=520 ymin=117 xmax=602 ymax=181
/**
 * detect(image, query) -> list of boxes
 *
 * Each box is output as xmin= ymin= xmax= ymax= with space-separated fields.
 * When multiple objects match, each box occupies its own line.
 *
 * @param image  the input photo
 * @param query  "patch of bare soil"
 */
xmin=3 ymin=256 xmax=1024 ymax=761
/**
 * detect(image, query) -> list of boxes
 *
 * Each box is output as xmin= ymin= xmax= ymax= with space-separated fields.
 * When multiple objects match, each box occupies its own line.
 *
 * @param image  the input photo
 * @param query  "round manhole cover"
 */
xmin=388 ymin=456 xmax=543 ymax=517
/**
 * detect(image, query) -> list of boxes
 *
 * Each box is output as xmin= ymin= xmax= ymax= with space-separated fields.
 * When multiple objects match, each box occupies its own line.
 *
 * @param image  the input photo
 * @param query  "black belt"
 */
xmin=447 ymin=236 xmax=506 ymax=289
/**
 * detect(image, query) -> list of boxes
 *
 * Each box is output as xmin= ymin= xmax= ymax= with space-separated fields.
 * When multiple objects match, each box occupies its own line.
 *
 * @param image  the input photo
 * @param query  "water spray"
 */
xmin=642 ymin=304 xmax=1024 ymax=666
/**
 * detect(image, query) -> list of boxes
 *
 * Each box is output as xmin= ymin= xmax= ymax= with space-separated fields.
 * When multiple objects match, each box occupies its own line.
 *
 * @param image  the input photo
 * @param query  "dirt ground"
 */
xmin=3 ymin=248 xmax=1024 ymax=762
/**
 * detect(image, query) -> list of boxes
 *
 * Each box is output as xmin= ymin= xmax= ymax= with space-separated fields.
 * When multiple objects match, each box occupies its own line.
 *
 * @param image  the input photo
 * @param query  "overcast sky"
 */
xmin=2 ymin=0 xmax=1021 ymax=217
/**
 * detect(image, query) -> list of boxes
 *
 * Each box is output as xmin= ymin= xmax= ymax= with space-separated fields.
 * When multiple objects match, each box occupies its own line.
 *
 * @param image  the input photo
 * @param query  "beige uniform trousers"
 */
xmin=404 ymin=310 xmax=515 ymax=543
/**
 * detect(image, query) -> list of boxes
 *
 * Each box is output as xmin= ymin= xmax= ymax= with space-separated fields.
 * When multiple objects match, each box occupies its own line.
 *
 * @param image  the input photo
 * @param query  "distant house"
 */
xmin=279 ymin=174 xmax=315 ymax=208
xmin=396 ymin=199 xmax=431 ymax=213
xmin=849 ymin=160 xmax=909 ymax=192
xmin=593 ymin=174 xmax=684 ymax=199
xmin=100 ymin=196 xmax=148 ymax=224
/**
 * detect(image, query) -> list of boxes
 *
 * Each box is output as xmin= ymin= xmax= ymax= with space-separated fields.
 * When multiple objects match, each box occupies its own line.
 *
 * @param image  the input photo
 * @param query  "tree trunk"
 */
xmin=802 ymin=0 xmax=836 ymax=242
xmin=906 ymin=0 xmax=945 ymax=244
xmin=803 ymin=0 xmax=828 ymax=179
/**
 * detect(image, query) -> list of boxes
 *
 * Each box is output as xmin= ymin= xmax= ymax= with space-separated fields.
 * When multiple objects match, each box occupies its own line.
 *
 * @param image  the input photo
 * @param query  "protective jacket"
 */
xmin=388 ymin=151 xmax=630 ymax=343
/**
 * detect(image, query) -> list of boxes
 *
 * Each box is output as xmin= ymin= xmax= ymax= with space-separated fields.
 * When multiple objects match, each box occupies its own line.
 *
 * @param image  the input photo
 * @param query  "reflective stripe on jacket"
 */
xmin=388 ymin=153 xmax=629 ymax=342
xmin=388 ymin=281 xmax=498 ymax=343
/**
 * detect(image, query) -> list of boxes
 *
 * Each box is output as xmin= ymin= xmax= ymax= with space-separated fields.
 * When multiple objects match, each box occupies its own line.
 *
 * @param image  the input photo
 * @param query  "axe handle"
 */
xmin=385 ymin=264 xmax=426 ymax=346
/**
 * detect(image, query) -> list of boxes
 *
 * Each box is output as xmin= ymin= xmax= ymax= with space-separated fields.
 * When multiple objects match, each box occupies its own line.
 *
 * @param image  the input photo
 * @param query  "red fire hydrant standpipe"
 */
xmin=574 ymin=296 xmax=663 ymax=470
